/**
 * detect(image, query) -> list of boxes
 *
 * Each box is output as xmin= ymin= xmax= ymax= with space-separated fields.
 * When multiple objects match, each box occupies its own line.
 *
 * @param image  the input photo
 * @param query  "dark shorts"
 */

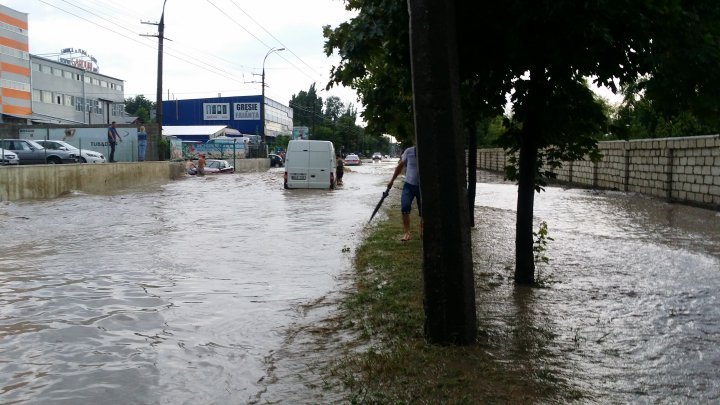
xmin=401 ymin=183 xmax=421 ymax=216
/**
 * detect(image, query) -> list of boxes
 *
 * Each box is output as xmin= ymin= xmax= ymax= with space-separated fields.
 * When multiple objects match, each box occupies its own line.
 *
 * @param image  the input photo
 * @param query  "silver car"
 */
xmin=35 ymin=139 xmax=106 ymax=164
xmin=0 ymin=139 xmax=78 ymax=164
xmin=0 ymin=147 xmax=20 ymax=165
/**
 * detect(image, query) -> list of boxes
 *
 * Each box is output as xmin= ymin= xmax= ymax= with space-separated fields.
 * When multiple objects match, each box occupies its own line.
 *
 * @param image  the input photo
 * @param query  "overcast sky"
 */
xmin=5 ymin=0 xmax=359 ymax=111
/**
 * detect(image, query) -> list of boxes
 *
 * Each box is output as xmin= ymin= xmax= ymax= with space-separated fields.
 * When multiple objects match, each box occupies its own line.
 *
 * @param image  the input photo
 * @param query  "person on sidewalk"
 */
xmin=387 ymin=144 xmax=421 ymax=241
xmin=107 ymin=121 xmax=122 ymax=162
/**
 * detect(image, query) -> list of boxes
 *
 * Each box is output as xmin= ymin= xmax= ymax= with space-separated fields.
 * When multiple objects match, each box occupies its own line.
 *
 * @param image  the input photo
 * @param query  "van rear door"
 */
xmin=285 ymin=140 xmax=310 ymax=188
xmin=307 ymin=141 xmax=335 ymax=188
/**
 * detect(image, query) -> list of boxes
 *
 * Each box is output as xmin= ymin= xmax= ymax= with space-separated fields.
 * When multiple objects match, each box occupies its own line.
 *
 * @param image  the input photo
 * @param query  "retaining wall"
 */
xmin=472 ymin=135 xmax=720 ymax=209
xmin=0 ymin=159 xmax=270 ymax=202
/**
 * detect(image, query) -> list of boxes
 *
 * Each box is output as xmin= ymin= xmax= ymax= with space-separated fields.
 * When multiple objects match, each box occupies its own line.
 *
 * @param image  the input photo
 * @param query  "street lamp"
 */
xmin=261 ymin=47 xmax=285 ymax=150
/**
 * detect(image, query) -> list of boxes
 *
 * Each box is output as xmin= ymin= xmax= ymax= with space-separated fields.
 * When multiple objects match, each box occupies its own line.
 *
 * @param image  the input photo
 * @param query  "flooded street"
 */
xmin=1 ymin=164 xmax=719 ymax=403
xmin=0 ymin=163 xmax=394 ymax=404
xmin=472 ymin=171 xmax=720 ymax=403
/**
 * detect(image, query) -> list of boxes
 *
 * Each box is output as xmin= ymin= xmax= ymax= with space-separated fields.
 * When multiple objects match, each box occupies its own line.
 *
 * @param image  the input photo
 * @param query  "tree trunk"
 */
xmin=514 ymin=65 xmax=544 ymax=284
xmin=408 ymin=0 xmax=477 ymax=345
xmin=467 ymin=121 xmax=478 ymax=227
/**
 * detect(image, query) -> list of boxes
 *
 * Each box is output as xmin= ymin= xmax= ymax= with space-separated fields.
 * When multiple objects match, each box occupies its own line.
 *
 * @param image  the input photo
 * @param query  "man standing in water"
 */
xmin=387 ymin=144 xmax=421 ymax=241
xmin=107 ymin=121 xmax=122 ymax=163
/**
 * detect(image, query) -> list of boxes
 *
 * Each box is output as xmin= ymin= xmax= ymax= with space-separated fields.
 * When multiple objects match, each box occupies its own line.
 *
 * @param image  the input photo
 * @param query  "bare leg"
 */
xmin=402 ymin=213 xmax=411 ymax=241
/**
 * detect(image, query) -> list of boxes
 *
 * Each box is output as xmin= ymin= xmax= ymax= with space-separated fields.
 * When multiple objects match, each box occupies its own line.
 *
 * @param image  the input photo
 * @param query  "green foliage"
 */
xmin=288 ymin=84 xmax=384 ymax=155
xmin=124 ymin=95 xmax=155 ymax=122
xmin=135 ymin=106 xmax=151 ymax=124
xmin=323 ymin=0 xmax=414 ymax=143
xmin=289 ymin=83 xmax=324 ymax=128
xmin=274 ymin=135 xmax=291 ymax=150
xmin=157 ymin=136 xmax=171 ymax=160
xmin=533 ymin=221 xmax=553 ymax=266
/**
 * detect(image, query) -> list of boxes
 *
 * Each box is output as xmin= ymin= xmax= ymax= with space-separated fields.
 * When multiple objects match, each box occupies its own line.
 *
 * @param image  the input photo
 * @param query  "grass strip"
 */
xmin=327 ymin=207 xmax=584 ymax=404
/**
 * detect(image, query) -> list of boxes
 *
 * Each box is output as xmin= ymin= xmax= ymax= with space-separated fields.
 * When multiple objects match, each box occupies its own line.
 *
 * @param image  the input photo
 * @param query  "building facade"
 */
xmin=162 ymin=95 xmax=293 ymax=141
xmin=1 ymin=4 xmax=128 ymax=125
xmin=30 ymin=54 xmax=126 ymax=124
xmin=0 ymin=5 xmax=31 ymax=122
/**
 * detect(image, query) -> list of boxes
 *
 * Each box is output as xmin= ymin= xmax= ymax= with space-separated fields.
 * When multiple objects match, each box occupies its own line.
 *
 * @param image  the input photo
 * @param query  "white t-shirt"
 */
xmin=402 ymin=146 xmax=419 ymax=186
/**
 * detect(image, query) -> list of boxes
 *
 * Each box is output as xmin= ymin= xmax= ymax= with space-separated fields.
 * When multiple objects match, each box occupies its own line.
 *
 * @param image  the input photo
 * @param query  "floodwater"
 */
xmin=472 ymin=171 xmax=720 ymax=403
xmin=0 ymin=163 xmax=394 ymax=404
xmin=1 ymin=164 xmax=719 ymax=403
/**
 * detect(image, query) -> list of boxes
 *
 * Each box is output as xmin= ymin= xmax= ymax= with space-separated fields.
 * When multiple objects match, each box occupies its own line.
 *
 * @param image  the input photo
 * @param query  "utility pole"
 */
xmin=141 ymin=0 xmax=169 ymax=161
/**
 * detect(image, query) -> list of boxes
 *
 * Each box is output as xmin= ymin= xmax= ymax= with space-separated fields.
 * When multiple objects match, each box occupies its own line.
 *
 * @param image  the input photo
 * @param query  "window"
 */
xmin=41 ymin=65 xmax=52 ymax=74
xmin=32 ymin=89 xmax=41 ymax=101
xmin=84 ymin=76 xmax=90 ymax=83
xmin=53 ymin=68 xmax=62 ymax=77
xmin=42 ymin=91 xmax=52 ymax=103
xmin=92 ymin=78 xmax=100 ymax=86
xmin=100 ymin=80 xmax=108 ymax=88
xmin=32 ymin=63 xmax=40 ymax=71
xmin=55 ymin=93 xmax=62 ymax=104
xmin=112 ymin=103 xmax=126 ymax=116
xmin=76 ymin=97 xmax=85 ymax=112
xmin=64 ymin=71 xmax=72 ymax=79
xmin=64 ymin=94 xmax=74 ymax=106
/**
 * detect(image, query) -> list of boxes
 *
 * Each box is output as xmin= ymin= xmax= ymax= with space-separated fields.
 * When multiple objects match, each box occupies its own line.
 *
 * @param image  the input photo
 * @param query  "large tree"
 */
xmin=289 ymin=83 xmax=324 ymax=129
xmin=325 ymin=0 xmax=720 ymax=291
xmin=124 ymin=95 xmax=154 ymax=123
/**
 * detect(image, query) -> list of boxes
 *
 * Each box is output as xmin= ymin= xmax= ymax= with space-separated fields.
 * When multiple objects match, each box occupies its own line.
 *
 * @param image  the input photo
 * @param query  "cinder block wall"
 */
xmin=471 ymin=135 xmax=720 ymax=208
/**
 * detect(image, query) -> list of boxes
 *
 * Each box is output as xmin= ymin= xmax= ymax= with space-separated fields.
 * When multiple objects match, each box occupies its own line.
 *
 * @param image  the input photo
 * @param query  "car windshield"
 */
xmin=26 ymin=140 xmax=45 ymax=150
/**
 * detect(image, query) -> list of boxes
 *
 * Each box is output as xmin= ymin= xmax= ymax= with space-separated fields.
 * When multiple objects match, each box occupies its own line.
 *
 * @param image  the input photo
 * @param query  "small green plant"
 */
xmin=533 ymin=221 xmax=553 ymax=265
xmin=533 ymin=221 xmax=557 ymax=286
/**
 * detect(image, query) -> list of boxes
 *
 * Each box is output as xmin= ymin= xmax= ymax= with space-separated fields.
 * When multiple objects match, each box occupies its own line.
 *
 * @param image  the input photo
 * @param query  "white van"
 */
xmin=284 ymin=140 xmax=337 ymax=189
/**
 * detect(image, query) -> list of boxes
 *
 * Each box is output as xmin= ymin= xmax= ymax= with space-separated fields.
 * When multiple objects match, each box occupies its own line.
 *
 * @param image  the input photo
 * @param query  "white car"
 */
xmin=35 ymin=140 xmax=106 ymax=163
xmin=0 ymin=148 xmax=20 ymax=165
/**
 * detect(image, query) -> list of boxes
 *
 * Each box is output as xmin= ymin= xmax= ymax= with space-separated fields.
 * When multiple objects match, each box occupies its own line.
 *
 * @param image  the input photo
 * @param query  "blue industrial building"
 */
xmin=162 ymin=95 xmax=293 ymax=142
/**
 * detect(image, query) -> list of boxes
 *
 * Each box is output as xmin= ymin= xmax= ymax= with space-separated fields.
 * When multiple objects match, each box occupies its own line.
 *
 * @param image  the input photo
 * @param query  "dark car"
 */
xmin=0 ymin=139 xmax=78 ymax=164
xmin=268 ymin=153 xmax=284 ymax=167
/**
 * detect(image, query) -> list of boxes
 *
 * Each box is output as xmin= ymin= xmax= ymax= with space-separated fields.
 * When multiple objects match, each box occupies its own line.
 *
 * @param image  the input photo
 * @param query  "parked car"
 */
xmin=34 ymin=139 xmax=106 ymax=163
xmin=0 ymin=139 xmax=77 ymax=164
xmin=268 ymin=153 xmax=284 ymax=167
xmin=372 ymin=152 xmax=382 ymax=161
xmin=204 ymin=159 xmax=235 ymax=174
xmin=344 ymin=154 xmax=361 ymax=166
xmin=0 ymin=148 xmax=20 ymax=165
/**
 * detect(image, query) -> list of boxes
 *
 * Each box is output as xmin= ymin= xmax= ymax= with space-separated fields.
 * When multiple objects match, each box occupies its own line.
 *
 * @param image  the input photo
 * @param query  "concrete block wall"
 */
xmin=471 ymin=135 xmax=720 ymax=209
xmin=0 ymin=159 xmax=270 ymax=202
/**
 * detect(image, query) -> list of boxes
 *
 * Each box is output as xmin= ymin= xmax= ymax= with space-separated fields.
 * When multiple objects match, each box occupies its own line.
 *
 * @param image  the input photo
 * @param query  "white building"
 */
xmin=30 ymin=54 xmax=129 ymax=125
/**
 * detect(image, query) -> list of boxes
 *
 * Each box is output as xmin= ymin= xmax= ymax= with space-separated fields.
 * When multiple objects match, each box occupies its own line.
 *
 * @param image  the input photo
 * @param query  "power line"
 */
xmin=227 ymin=0 xmax=322 ymax=78
xmin=205 ymin=0 xmax=318 ymax=83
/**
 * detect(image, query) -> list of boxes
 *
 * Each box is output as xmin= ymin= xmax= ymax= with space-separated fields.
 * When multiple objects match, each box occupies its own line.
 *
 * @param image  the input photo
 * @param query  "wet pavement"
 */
xmin=1 ymin=164 xmax=719 ymax=403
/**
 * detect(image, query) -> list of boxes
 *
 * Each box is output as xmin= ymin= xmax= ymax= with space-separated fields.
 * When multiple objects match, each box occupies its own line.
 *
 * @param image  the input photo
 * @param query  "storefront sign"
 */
xmin=203 ymin=103 xmax=230 ymax=120
xmin=234 ymin=102 xmax=260 ymax=120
